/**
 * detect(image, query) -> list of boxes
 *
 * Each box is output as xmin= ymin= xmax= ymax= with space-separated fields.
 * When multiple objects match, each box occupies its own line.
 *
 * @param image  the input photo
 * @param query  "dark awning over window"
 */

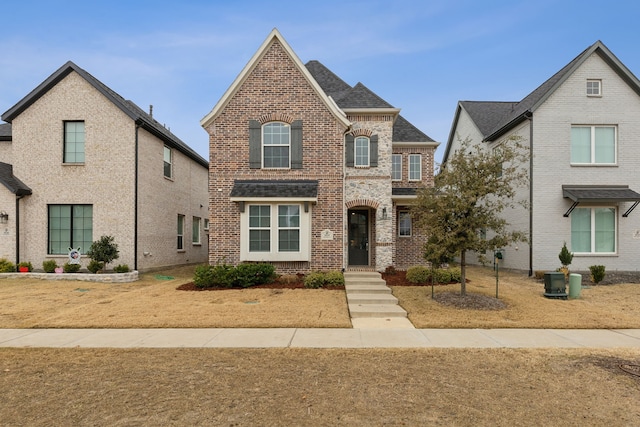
xmin=230 ymin=180 xmax=318 ymax=199
xmin=562 ymin=185 xmax=640 ymax=217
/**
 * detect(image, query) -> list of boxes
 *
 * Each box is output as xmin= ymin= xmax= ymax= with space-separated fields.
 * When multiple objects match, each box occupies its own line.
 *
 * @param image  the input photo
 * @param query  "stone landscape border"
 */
xmin=0 ymin=271 xmax=138 ymax=283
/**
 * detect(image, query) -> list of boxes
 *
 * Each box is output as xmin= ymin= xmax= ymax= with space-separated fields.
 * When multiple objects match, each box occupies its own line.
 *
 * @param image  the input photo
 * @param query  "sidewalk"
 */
xmin=1 ymin=328 xmax=639 ymax=349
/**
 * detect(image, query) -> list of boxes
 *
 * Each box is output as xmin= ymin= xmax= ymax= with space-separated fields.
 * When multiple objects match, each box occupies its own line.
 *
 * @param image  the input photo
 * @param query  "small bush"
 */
xmin=87 ymin=259 xmax=104 ymax=274
xmin=235 ymin=263 xmax=276 ymax=288
xmin=18 ymin=261 xmax=33 ymax=272
xmin=43 ymin=260 xmax=58 ymax=273
xmin=114 ymin=264 xmax=130 ymax=273
xmin=304 ymin=271 xmax=326 ymax=289
xmin=589 ymin=265 xmax=606 ymax=284
xmin=209 ymin=263 xmax=236 ymax=288
xmin=448 ymin=267 xmax=462 ymax=283
xmin=384 ymin=265 xmax=397 ymax=275
xmin=277 ymin=274 xmax=300 ymax=285
xmin=406 ymin=266 xmax=431 ymax=284
xmin=324 ymin=271 xmax=345 ymax=287
xmin=63 ymin=262 xmax=81 ymax=273
xmin=193 ymin=264 xmax=216 ymax=288
xmin=0 ymin=259 xmax=15 ymax=273
xmin=559 ymin=242 xmax=573 ymax=267
xmin=432 ymin=268 xmax=453 ymax=284
xmin=534 ymin=270 xmax=546 ymax=280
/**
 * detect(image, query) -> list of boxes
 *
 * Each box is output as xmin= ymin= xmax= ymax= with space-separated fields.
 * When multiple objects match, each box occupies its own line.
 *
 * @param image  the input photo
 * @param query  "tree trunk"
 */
xmin=460 ymin=250 xmax=466 ymax=296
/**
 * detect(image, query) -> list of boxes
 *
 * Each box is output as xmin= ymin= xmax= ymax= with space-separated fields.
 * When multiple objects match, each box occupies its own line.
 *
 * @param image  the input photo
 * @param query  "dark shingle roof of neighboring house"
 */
xmin=485 ymin=40 xmax=640 ymax=141
xmin=459 ymin=101 xmax=517 ymax=138
xmin=1 ymin=61 xmax=208 ymax=168
xmin=230 ymin=180 xmax=319 ymax=198
xmin=305 ymin=60 xmax=435 ymax=142
xmin=0 ymin=123 xmax=10 ymax=141
xmin=0 ymin=162 xmax=31 ymax=196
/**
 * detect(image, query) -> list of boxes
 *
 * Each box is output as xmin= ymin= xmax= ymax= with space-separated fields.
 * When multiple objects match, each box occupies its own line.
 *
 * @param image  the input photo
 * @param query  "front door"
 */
xmin=348 ymin=209 xmax=369 ymax=266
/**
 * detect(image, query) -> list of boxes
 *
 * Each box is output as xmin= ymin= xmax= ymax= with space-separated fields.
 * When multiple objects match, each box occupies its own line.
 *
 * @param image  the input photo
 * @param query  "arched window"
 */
xmin=355 ymin=136 xmax=370 ymax=167
xmin=262 ymin=122 xmax=290 ymax=168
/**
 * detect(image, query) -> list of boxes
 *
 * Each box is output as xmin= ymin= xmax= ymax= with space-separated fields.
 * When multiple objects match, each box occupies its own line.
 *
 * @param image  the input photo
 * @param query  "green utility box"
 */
xmin=543 ymin=272 xmax=567 ymax=300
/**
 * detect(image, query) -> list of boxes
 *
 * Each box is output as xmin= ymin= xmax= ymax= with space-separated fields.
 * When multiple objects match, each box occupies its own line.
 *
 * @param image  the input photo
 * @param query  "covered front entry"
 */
xmin=348 ymin=209 xmax=370 ymax=266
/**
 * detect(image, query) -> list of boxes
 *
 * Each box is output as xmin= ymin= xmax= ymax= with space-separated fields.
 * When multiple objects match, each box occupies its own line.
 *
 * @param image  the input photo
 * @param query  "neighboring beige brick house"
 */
xmin=444 ymin=41 xmax=640 ymax=274
xmin=201 ymin=29 xmax=437 ymax=272
xmin=0 ymin=62 xmax=209 ymax=272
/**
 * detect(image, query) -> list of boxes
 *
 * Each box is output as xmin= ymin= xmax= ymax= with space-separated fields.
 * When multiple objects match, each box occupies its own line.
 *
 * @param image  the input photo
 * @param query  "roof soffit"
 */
xmin=200 ymin=28 xmax=350 ymax=129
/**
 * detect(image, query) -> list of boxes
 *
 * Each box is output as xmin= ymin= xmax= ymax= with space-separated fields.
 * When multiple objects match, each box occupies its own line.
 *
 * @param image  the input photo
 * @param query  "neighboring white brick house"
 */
xmin=0 ymin=62 xmax=209 ymax=272
xmin=444 ymin=41 xmax=640 ymax=274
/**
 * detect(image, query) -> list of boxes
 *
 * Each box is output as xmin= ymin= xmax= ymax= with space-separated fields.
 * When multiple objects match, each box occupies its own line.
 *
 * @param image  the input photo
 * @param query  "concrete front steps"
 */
xmin=344 ymin=271 xmax=414 ymax=329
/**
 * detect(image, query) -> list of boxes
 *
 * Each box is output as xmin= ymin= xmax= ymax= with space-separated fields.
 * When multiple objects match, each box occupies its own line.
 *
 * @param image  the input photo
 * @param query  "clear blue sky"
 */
xmin=2 ymin=0 xmax=639 ymax=165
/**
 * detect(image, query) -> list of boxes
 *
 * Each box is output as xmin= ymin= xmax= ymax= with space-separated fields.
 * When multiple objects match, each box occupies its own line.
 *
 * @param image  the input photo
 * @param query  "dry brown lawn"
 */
xmin=393 ymin=265 xmax=640 ymax=329
xmin=2 ymin=265 xmax=640 ymax=425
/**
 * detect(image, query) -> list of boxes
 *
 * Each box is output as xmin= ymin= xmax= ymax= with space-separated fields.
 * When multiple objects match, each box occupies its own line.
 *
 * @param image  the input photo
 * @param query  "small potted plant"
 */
xmin=43 ymin=259 xmax=58 ymax=273
xmin=18 ymin=261 xmax=33 ymax=273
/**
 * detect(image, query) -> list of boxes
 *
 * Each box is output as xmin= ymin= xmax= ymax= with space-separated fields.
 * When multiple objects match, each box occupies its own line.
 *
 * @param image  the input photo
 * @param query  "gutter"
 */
xmin=524 ymin=111 xmax=533 ymax=276
xmin=134 ymin=123 xmax=140 ymax=271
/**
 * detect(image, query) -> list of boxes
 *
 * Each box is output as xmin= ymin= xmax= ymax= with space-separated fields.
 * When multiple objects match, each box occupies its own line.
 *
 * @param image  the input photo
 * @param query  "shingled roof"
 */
xmin=1 ymin=61 xmax=207 ymax=168
xmin=305 ymin=60 xmax=434 ymax=143
xmin=230 ymin=180 xmax=318 ymax=199
xmin=0 ymin=162 xmax=31 ymax=196
xmin=0 ymin=123 xmax=10 ymax=141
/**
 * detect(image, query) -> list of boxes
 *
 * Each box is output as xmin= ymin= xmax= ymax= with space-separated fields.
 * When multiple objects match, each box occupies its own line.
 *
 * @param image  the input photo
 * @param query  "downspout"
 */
xmin=14 ymin=195 xmax=24 ymax=267
xmin=524 ymin=111 xmax=533 ymax=276
xmin=134 ymin=123 xmax=140 ymax=271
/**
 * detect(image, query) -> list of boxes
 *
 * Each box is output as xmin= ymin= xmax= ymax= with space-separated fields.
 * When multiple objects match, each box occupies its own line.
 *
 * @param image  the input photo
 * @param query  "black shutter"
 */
xmin=345 ymin=134 xmax=354 ymax=167
xmin=291 ymin=120 xmax=303 ymax=169
xmin=370 ymin=134 xmax=378 ymax=167
xmin=249 ymin=120 xmax=261 ymax=169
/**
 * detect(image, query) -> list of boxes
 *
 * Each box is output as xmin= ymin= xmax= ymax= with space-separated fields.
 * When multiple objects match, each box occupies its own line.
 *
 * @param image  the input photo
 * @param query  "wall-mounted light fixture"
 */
xmin=0 ymin=211 xmax=8 ymax=224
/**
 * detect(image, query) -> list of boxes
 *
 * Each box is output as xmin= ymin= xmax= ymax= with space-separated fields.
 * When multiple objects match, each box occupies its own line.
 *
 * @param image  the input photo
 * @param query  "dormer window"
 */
xmin=587 ymin=79 xmax=601 ymax=96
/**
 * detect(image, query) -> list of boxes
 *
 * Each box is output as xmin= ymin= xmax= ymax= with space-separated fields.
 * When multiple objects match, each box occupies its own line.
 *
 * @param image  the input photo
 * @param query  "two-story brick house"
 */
xmin=0 ymin=61 xmax=209 ymax=271
xmin=444 ymin=41 xmax=640 ymax=274
xmin=201 ymin=29 xmax=437 ymax=272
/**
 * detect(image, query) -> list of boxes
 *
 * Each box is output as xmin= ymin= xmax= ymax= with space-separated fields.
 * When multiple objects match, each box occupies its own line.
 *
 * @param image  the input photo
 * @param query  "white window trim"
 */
xmin=192 ymin=216 xmax=201 ymax=245
xmin=354 ymin=136 xmax=370 ymax=168
xmin=571 ymin=206 xmax=617 ymax=255
xmin=408 ymin=154 xmax=422 ymax=181
xmin=587 ymin=79 xmax=602 ymax=97
xmin=392 ymin=154 xmax=402 ymax=181
xmin=240 ymin=202 xmax=311 ymax=262
xmin=398 ymin=211 xmax=412 ymax=237
xmin=262 ymin=122 xmax=291 ymax=169
xmin=570 ymin=125 xmax=617 ymax=165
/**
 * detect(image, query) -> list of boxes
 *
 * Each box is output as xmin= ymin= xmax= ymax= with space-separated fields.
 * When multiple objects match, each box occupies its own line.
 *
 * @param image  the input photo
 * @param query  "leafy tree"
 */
xmin=86 ymin=235 xmax=120 ymax=270
xmin=412 ymin=137 xmax=529 ymax=296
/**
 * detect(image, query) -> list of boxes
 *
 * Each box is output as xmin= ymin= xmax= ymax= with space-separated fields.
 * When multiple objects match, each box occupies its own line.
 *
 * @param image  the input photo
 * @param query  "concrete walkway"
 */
xmin=1 ymin=328 xmax=639 ymax=349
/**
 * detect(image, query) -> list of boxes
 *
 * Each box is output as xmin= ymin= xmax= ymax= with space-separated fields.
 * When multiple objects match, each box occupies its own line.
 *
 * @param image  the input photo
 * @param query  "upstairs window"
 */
xmin=355 ymin=137 xmax=370 ymax=167
xmin=164 ymin=146 xmax=172 ymax=178
xmin=571 ymin=126 xmax=616 ymax=164
xmin=409 ymin=154 xmax=422 ymax=181
xmin=263 ymin=122 xmax=290 ymax=168
xmin=587 ymin=79 xmax=601 ymax=96
xmin=64 ymin=121 xmax=85 ymax=163
xmin=392 ymin=154 xmax=402 ymax=180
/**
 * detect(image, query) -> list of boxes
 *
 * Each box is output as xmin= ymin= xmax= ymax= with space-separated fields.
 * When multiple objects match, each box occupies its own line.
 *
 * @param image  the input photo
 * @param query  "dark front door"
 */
xmin=348 ymin=209 xmax=369 ymax=266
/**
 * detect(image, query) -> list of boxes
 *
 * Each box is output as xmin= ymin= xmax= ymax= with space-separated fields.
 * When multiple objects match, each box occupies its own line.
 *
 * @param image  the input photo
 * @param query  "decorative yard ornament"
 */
xmin=68 ymin=247 xmax=81 ymax=264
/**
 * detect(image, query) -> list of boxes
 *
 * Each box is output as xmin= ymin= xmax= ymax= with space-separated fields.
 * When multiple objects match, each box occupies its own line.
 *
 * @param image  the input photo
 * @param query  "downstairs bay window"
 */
xmin=571 ymin=207 xmax=616 ymax=254
xmin=241 ymin=202 xmax=311 ymax=261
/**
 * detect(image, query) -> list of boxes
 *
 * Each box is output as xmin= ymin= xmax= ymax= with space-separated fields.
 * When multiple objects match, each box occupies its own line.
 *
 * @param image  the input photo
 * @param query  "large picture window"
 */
xmin=571 ymin=207 xmax=616 ymax=253
xmin=242 ymin=202 xmax=310 ymax=261
xmin=64 ymin=121 xmax=85 ymax=163
xmin=48 ymin=204 xmax=93 ymax=255
xmin=571 ymin=126 xmax=616 ymax=164
xmin=263 ymin=122 xmax=290 ymax=168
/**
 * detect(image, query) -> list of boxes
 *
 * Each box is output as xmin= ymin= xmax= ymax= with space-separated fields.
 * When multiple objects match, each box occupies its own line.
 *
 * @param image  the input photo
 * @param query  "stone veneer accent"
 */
xmin=0 ymin=271 xmax=139 ymax=283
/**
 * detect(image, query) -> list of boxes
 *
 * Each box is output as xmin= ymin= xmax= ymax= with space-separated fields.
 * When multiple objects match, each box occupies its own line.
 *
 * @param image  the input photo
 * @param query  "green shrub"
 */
xmin=18 ymin=261 xmax=33 ymax=272
xmin=63 ymin=262 xmax=81 ymax=273
xmin=0 ymin=259 xmax=15 ymax=273
xmin=559 ymin=242 xmax=573 ymax=267
xmin=448 ymin=267 xmax=462 ymax=283
xmin=406 ymin=266 xmax=431 ymax=284
xmin=209 ymin=263 xmax=236 ymax=288
xmin=114 ymin=264 xmax=130 ymax=273
xmin=193 ymin=264 xmax=216 ymax=288
xmin=589 ymin=265 xmax=606 ymax=284
xmin=324 ymin=271 xmax=345 ymax=287
xmin=87 ymin=259 xmax=104 ymax=274
xmin=235 ymin=263 xmax=276 ymax=288
xmin=304 ymin=271 xmax=327 ymax=289
xmin=43 ymin=260 xmax=58 ymax=273
xmin=86 ymin=235 xmax=119 ymax=269
xmin=432 ymin=268 xmax=452 ymax=284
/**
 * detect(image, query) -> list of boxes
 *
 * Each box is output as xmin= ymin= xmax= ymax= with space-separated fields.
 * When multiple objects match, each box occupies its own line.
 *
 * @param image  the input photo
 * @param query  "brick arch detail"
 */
xmin=347 ymin=128 xmax=373 ymax=137
xmin=345 ymin=199 xmax=380 ymax=209
xmin=257 ymin=113 xmax=295 ymax=124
